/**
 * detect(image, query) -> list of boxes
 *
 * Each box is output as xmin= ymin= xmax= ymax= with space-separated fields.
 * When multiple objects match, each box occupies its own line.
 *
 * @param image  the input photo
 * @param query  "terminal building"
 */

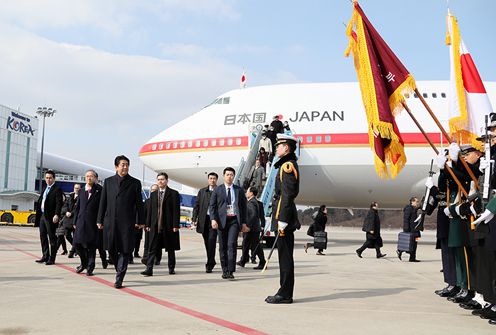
xmin=0 ymin=105 xmax=39 ymax=212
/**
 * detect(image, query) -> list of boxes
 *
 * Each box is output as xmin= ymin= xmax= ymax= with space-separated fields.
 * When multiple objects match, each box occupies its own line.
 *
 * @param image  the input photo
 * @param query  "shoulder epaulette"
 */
xmin=280 ymin=161 xmax=298 ymax=180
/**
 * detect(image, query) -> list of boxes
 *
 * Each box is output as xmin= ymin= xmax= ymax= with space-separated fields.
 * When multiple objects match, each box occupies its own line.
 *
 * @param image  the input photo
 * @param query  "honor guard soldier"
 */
xmin=265 ymin=133 xmax=300 ymax=304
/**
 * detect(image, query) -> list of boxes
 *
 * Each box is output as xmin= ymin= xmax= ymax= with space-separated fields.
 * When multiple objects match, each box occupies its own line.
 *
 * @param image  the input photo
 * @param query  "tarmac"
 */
xmin=0 ymin=225 xmax=494 ymax=335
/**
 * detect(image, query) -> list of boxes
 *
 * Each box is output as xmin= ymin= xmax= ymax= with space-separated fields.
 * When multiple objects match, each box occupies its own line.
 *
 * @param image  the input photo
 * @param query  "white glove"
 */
xmin=473 ymin=209 xmax=494 ymax=226
xmin=443 ymin=207 xmax=451 ymax=217
xmin=479 ymin=157 xmax=493 ymax=173
xmin=425 ymin=176 xmax=434 ymax=189
xmin=278 ymin=221 xmax=288 ymax=231
xmin=436 ymin=152 xmax=447 ymax=169
xmin=449 ymin=143 xmax=460 ymax=162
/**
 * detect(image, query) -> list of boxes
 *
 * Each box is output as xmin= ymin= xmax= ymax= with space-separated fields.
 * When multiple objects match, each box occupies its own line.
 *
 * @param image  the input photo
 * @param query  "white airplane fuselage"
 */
xmin=139 ymin=81 xmax=496 ymax=208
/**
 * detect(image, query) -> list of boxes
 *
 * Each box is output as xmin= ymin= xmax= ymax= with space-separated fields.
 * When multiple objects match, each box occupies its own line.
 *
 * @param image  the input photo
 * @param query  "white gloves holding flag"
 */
xmin=436 ymin=152 xmax=448 ymax=169
xmin=472 ymin=209 xmax=495 ymax=226
xmin=278 ymin=221 xmax=288 ymax=231
xmin=449 ymin=143 xmax=460 ymax=162
xmin=479 ymin=157 xmax=493 ymax=173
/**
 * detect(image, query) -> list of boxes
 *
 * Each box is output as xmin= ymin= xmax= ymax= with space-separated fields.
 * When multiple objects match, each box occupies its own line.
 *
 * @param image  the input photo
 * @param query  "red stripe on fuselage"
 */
xmin=139 ymin=132 xmax=443 ymax=155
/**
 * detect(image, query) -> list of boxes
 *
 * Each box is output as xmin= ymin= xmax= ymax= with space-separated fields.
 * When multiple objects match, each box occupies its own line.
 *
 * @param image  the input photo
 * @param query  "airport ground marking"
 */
xmin=1 ymin=231 xmax=268 ymax=335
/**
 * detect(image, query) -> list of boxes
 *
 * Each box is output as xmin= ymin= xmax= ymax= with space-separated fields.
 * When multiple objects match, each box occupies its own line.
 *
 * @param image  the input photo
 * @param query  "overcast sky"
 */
xmin=0 ymin=0 xmax=494 ymax=180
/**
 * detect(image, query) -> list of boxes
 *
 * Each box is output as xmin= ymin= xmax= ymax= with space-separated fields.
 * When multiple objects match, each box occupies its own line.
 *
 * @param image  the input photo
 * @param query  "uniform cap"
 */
xmin=275 ymin=133 xmax=298 ymax=147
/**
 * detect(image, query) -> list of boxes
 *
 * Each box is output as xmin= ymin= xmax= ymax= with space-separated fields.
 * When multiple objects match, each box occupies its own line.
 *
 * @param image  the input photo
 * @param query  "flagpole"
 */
xmin=402 ymin=101 xmax=469 ymax=198
xmin=414 ymin=88 xmax=480 ymax=188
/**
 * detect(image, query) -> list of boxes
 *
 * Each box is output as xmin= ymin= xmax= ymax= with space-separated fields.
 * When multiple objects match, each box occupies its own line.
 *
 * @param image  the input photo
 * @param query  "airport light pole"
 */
xmin=36 ymin=107 xmax=56 ymax=194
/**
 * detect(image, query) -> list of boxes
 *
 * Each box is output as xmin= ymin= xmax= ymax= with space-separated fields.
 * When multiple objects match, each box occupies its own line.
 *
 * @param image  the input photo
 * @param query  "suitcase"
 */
xmin=397 ymin=232 xmax=414 ymax=252
xmin=313 ymin=231 xmax=327 ymax=250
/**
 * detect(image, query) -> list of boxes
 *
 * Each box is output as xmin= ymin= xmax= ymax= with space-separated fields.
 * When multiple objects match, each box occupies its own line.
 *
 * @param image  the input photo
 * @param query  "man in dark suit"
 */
xmin=73 ymin=170 xmax=102 ymax=276
xmin=209 ymin=167 xmax=248 ymax=280
xmin=141 ymin=172 xmax=180 ymax=276
xmin=60 ymin=183 xmax=81 ymax=258
xmin=141 ymin=184 xmax=160 ymax=266
xmin=237 ymin=187 xmax=265 ymax=269
xmin=400 ymin=197 xmax=421 ymax=262
xmin=192 ymin=172 xmax=218 ymax=273
xmin=266 ymin=134 xmax=300 ymax=304
xmin=97 ymin=155 xmax=144 ymax=288
xmin=35 ymin=170 xmax=64 ymax=265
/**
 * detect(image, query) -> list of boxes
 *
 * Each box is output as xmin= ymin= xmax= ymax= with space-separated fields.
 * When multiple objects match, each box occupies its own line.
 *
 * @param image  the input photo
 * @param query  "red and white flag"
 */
xmin=240 ymin=70 xmax=246 ymax=88
xmin=447 ymin=11 xmax=493 ymax=150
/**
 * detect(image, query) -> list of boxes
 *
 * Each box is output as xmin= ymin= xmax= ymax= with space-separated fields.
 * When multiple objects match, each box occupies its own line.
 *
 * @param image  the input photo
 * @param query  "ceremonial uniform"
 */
xmin=266 ymin=134 xmax=300 ymax=304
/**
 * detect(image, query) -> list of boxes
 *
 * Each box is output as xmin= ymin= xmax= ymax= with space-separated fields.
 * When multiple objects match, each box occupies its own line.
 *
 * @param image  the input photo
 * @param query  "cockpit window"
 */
xmin=223 ymin=97 xmax=230 ymax=104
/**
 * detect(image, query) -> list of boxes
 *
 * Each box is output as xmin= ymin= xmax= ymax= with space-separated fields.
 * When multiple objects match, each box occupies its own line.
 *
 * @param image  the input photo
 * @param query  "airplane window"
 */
xmin=166 ymin=143 xmax=171 ymax=149
xmin=152 ymin=144 xmax=157 ymax=151
xmin=223 ymin=97 xmax=230 ymax=104
xmin=422 ymin=93 xmax=428 ymax=98
xmin=203 ymin=139 xmax=209 ymax=147
xmin=414 ymin=93 xmax=418 ymax=98
xmin=235 ymin=138 xmax=242 ymax=145
xmin=159 ymin=143 xmax=164 ymax=150
xmin=211 ymin=139 xmax=217 ymax=146
xmin=173 ymin=142 xmax=178 ymax=149
xmin=187 ymin=140 xmax=193 ymax=148
xmin=307 ymin=136 xmax=313 ymax=143
xmin=316 ymin=136 xmax=322 ymax=143
xmin=195 ymin=140 xmax=201 ymax=147
xmin=441 ymin=93 xmax=446 ymax=98
xmin=298 ymin=136 xmax=303 ymax=142
xmin=180 ymin=141 xmax=185 ymax=148
xmin=432 ymin=93 xmax=437 ymax=98
xmin=404 ymin=93 xmax=410 ymax=98
xmin=325 ymin=135 xmax=331 ymax=143
xmin=227 ymin=138 xmax=233 ymax=146
xmin=219 ymin=139 xmax=225 ymax=146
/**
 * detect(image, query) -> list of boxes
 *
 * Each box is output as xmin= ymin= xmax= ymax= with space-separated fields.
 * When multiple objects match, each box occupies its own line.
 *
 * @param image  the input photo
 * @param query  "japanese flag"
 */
xmin=240 ymin=70 xmax=246 ymax=88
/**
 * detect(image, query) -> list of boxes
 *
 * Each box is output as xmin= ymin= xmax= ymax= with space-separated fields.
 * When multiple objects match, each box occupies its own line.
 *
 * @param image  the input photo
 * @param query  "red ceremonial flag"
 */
xmin=240 ymin=70 xmax=246 ymax=88
xmin=345 ymin=1 xmax=415 ymax=179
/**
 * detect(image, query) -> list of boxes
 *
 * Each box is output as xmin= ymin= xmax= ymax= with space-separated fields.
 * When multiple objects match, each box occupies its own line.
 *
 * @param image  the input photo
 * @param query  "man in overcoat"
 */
xmin=97 ymin=155 xmax=144 ymax=288
xmin=141 ymin=172 xmax=180 ymax=276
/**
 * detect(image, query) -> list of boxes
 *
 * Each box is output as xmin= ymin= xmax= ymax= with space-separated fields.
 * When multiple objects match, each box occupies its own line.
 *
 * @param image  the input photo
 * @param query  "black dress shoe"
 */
xmin=472 ymin=305 xmax=493 ymax=316
xmin=409 ymin=259 xmax=420 ymax=262
xmin=451 ymin=292 xmax=474 ymax=304
xmin=35 ymin=258 xmax=47 ymax=263
xmin=228 ymin=272 xmax=235 ymax=280
xmin=489 ymin=319 xmax=496 ymax=325
xmin=45 ymin=260 xmax=55 ymax=265
xmin=253 ymin=262 xmax=266 ymax=270
xmin=222 ymin=272 xmax=229 ymax=279
xmin=169 ymin=269 xmax=175 ymax=275
xmin=376 ymin=253 xmax=387 ymax=258
xmin=141 ymin=271 xmax=153 ymax=277
xmin=114 ymin=282 xmax=123 ymax=289
xmin=356 ymin=250 xmax=362 ymax=258
xmin=141 ymin=258 xmax=147 ymax=265
xmin=206 ymin=267 xmax=213 ymax=273
xmin=440 ymin=286 xmax=460 ymax=298
xmin=236 ymin=261 xmax=245 ymax=268
xmin=86 ymin=271 xmax=94 ymax=277
xmin=76 ymin=265 xmax=86 ymax=273
xmin=134 ymin=253 xmax=141 ymax=258
xmin=251 ymin=259 xmax=257 ymax=264
xmin=265 ymin=295 xmax=293 ymax=304
xmin=479 ymin=308 xmax=496 ymax=319
xmin=396 ymin=250 xmax=402 ymax=261
xmin=460 ymin=300 xmax=482 ymax=310
xmin=61 ymin=251 xmax=68 ymax=255
xmin=68 ymin=251 xmax=75 ymax=258
xmin=102 ymin=259 xmax=108 ymax=269
xmin=129 ymin=258 xmax=134 ymax=264
xmin=435 ymin=287 xmax=448 ymax=296
xmin=155 ymin=260 xmax=161 ymax=266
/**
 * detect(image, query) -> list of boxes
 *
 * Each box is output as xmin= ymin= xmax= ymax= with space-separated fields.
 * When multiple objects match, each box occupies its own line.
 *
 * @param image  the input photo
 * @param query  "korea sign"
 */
xmin=6 ymin=112 xmax=36 ymax=136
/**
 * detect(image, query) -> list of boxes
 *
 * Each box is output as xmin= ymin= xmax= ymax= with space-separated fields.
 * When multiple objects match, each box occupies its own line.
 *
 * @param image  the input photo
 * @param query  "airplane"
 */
xmin=139 ymin=81 xmax=496 ymax=208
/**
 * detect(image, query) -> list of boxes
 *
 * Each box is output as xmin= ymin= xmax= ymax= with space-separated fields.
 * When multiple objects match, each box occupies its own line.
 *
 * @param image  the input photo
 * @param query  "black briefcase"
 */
xmin=313 ymin=231 xmax=327 ymax=250
xmin=397 ymin=232 xmax=414 ymax=252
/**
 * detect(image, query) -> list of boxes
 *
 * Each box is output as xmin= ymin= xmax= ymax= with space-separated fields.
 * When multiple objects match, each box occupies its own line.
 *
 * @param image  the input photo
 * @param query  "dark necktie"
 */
xmin=159 ymin=191 xmax=164 ymax=203
xmin=227 ymin=187 xmax=232 ymax=205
